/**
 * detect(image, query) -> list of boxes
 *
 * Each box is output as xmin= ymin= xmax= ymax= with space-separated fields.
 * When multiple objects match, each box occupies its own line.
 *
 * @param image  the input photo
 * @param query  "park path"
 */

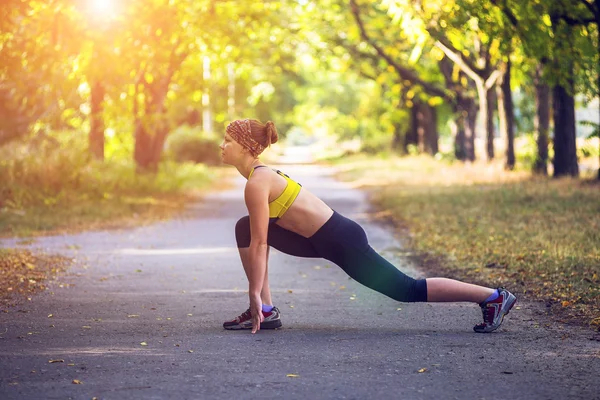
xmin=1 ymin=150 xmax=599 ymax=400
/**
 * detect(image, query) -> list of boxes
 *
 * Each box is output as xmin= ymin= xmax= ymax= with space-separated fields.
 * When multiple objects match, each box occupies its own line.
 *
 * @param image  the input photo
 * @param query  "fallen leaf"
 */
xmin=67 ymin=364 xmax=75 ymax=366
xmin=286 ymin=374 xmax=300 ymax=378
xmin=128 ymin=314 xmax=140 ymax=318
xmin=82 ymin=326 xmax=91 ymax=329
xmin=48 ymin=359 xmax=64 ymax=363
xmin=140 ymin=342 xmax=148 ymax=346
xmin=187 ymin=314 xmax=193 ymax=316
xmin=188 ymin=350 xmax=194 ymax=353
xmin=72 ymin=379 xmax=82 ymax=384
xmin=288 ymin=289 xmax=293 ymax=293
xmin=417 ymin=368 xmax=427 ymax=373
xmin=47 ymin=314 xmax=53 ymax=318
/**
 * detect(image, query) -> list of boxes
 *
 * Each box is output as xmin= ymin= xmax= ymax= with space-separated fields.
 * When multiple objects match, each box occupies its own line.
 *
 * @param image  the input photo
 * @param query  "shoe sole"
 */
xmin=223 ymin=319 xmax=282 ymax=330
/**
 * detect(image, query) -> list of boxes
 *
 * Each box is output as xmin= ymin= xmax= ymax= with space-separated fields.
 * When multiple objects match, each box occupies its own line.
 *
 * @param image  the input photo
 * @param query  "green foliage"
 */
xmin=0 ymin=130 xmax=214 ymax=210
xmin=165 ymin=125 xmax=222 ymax=165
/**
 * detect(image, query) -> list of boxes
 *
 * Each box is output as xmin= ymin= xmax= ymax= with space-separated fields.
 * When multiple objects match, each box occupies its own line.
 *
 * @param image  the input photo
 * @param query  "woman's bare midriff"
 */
xmin=257 ymin=167 xmax=333 ymax=238
xmin=275 ymin=189 xmax=334 ymax=238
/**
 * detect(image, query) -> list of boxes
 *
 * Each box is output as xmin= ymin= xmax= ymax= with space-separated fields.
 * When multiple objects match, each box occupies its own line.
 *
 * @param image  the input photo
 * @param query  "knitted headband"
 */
xmin=226 ymin=119 xmax=266 ymax=157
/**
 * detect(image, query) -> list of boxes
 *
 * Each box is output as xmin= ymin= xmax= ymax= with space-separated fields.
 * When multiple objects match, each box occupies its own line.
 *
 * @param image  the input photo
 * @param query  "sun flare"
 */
xmin=89 ymin=0 xmax=116 ymax=16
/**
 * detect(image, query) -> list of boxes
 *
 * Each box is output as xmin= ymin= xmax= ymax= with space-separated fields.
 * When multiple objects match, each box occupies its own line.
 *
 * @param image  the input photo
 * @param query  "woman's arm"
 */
xmin=244 ymin=176 xmax=271 ymax=333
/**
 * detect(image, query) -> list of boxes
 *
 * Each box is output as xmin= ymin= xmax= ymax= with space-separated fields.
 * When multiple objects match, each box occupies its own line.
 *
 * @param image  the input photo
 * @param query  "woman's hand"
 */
xmin=249 ymin=294 xmax=263 ymax=334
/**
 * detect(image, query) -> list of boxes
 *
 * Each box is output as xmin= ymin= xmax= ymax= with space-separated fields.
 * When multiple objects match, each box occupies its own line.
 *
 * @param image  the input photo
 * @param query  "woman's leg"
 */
xmin=425 ymin=278 xmax=495 ymax=303
xmin=236 ymin=247 xmax=273 ymax=305
xmin=235 ymin=216 xmax=320 ymax=305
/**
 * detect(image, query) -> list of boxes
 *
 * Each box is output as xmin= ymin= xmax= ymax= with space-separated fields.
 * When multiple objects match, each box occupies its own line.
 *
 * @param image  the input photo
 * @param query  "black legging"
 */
xmin=235 ymin=211 xmax=427 ymax=303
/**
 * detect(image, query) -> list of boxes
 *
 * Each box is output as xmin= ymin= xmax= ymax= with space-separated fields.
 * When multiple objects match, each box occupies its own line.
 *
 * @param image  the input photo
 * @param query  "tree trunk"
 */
xmin=416 ymin=102 xmax=438 ymax=155
xmin=466 ymin=99 xmax=477 ymax=162
xmin=89 ymin=80 xmax=105 ymax=161
xmin=134 ymin=120 xmax=169 ymax=174
xmin=391 ymin=122 xmax=404 ymax=154
xmin=552 ymin=83 xmax=579 ymax=177
xmin=452 ymin=107 xmax=467 ymax=161
xmin=405 ymin=102 xmax=419 ymax=151
xmin=426 ymin=104 xmax=439 ymax=155
xmin=533 ymin=64 xmax=550 ymax=175
xmin=497 ymin=59 xmax=515 ymax=170
xmin=485 ymin=87 xmax=496 ymax=161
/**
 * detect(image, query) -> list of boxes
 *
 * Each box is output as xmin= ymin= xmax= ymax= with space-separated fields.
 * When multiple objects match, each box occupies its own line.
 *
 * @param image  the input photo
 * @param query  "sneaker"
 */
xmin=473 ymin=288 xmax=517 ymax=333
xmin=223 ymin=307 xmax=282 ymax=330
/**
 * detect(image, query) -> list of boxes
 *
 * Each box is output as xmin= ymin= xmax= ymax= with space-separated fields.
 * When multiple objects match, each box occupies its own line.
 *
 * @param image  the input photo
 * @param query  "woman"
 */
xmin=220 ymin=118 xmax=516 ymax=334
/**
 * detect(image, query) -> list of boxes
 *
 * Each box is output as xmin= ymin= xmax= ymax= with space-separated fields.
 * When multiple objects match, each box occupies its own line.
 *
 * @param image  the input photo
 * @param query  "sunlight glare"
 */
xmin=89 ymin=0 xmax=116 ymax=17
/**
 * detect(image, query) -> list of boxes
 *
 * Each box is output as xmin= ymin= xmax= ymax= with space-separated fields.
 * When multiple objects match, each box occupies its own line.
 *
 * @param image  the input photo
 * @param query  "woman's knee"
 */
xmin=235 ymin=216 xmax=251 ymax=248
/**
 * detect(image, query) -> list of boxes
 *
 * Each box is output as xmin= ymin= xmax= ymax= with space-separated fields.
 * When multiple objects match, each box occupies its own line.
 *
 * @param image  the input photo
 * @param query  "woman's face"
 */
xmin=220 ymin=133 xmax=245 ymax=165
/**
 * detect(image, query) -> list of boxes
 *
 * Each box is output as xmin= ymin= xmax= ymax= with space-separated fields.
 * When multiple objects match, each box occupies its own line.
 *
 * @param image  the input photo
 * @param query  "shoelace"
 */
xmin=481 ymin=304 xmax=492 ymax=326
xmin=237 ymin=308 xmax=252 ymax=321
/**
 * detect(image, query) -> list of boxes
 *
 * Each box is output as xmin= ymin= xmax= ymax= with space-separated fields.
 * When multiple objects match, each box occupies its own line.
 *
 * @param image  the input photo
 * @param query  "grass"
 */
xmin=329 ymin=154 xmax=600 ymax=329
xmin=0 ymin=137 xmax=231 ymax=305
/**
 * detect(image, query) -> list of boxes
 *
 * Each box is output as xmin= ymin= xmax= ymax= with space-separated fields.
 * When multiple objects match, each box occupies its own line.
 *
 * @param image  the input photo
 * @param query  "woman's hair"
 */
xmin=249 ymin=119 xmax=279 ymax=148
xmin=226 ymin=118 xmax=279 ymax=157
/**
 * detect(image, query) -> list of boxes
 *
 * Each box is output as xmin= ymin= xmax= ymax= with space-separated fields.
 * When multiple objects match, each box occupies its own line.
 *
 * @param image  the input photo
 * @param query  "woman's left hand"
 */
xmin=249 ymin=294 xmax=263 ymax=334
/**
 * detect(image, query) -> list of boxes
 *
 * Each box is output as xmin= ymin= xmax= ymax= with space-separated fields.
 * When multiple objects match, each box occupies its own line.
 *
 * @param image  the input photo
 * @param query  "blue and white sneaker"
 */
xmin=223 ymin=307 xmax=282 ymax=330
xmin=473 ymin=288 xmax=517 ymax=333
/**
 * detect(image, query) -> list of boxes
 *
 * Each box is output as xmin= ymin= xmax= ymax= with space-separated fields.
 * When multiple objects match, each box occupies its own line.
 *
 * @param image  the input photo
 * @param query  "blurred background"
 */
xmin=0 ymin=0 xmax=598 ymax=325
xmin=1 ymin=0 xmax=599 ymax=229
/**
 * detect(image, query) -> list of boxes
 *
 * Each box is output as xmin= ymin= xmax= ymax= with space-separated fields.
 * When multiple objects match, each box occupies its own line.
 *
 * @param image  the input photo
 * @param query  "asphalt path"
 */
xmin=1 ymin=159 xmax=599 ymax=400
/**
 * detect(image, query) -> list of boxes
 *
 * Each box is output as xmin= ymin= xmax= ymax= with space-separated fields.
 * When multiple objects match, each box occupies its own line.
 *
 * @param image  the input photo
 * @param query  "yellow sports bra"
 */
xmin=248 ymin=166 xmax=302 ymax=220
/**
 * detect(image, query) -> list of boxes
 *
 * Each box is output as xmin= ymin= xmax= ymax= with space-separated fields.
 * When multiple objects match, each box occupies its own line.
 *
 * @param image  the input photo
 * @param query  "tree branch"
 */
xmin=558 ymin=15 xmax=596 ymax=25
xmin=575 ymin=0 xmax=599 ymax=20
xmin=349 ymin=0 xmax=451 ymax=100
xmin=434 ymin=40 xmax=483 ymax=84
xmin=435 ymin=36 xmax=487 ymax=76
xmin=490 ymin=0 xmax=519 ymax=27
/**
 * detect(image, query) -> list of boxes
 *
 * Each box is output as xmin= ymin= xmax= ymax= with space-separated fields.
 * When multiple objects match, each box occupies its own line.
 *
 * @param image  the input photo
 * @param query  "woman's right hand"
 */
xmin=249 ymin=293 xmax=264 ymax=334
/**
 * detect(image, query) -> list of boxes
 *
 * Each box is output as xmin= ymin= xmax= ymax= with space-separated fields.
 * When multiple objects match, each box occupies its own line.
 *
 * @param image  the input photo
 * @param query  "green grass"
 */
xmin=0 ymin=138 xmax=225 ymax=237
xmin=330 ymin=154 xmax=600 ymax=328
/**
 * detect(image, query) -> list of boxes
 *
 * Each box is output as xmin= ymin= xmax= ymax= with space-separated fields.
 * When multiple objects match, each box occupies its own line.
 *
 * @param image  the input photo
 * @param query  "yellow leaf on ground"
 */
xmin=286 ymin=374 xmax=300 ymax=378
xmin=48 ymin=359 xmax=64 ymax=363
xmin=140 ymin=342 xmax=148 ymax=346
xmin=72 ymin=379 xmax=82 ymax=384
xmin=418 ymin=368 xmax=427 ymax=373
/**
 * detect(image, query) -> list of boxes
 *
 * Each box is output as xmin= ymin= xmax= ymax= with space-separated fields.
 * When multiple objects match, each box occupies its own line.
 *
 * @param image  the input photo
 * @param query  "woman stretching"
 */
xmin=220 ymin=118 xmax=517 ymax=334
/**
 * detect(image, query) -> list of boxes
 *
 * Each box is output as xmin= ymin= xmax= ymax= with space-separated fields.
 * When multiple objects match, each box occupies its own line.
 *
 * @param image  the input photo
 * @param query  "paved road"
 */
xmin=1 ymin=162 xmax=599 ymax=400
